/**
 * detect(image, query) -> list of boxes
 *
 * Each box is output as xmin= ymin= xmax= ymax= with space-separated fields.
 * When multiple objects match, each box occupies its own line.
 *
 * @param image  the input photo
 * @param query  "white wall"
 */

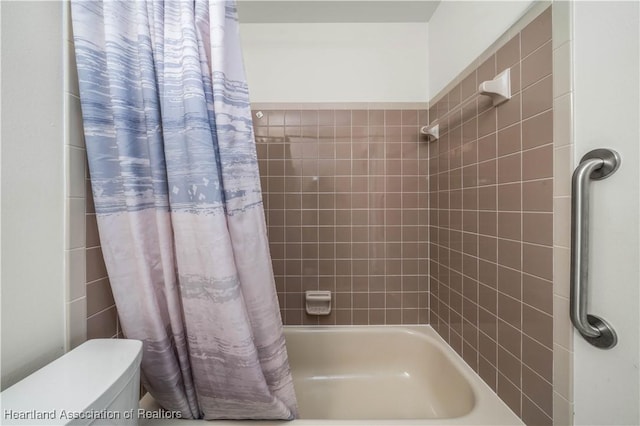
xmin=428 ymin=0 xmax=534 ymax=97
xmin=572 ymin=2 xmax=640 ymax=425
xmin=1 ymin=1 xmax=66 ymax=389
xmin=240 ymin=23 xmax=428 ymax=103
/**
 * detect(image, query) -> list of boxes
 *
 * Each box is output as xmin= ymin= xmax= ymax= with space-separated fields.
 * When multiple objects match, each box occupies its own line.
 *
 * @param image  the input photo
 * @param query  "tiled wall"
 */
xmin=85 ymin=177 xmax=120 ymax=339
xmin=427 ymin=8 xmax=554 ymax=426
xmin=64 ymin=8 xmax=89 ymax=349
xmin=253 ymin=107 xmax=430 ymax=325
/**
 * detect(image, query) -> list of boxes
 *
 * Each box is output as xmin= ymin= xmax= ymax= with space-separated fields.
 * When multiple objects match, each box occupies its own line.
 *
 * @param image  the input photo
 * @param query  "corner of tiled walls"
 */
xmin=550 ymin=1 xmax=574 ymax=425
xmin=64 ymin=4 xmax=88 ymax=350
xmin=426 ymin=5 xmax=565 ymax=425
xmin=64 ymin=4 xmax=120 ymax=350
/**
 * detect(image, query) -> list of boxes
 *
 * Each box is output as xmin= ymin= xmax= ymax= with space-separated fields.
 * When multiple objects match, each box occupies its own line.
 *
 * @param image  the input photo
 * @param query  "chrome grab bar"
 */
xmin=570 ymin=148 xmax=620 ymax=349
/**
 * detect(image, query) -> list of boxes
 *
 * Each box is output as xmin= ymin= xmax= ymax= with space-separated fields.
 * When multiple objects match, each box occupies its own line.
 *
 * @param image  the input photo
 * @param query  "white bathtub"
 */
xmin=140 ymin=325 xmax=522 ymax=425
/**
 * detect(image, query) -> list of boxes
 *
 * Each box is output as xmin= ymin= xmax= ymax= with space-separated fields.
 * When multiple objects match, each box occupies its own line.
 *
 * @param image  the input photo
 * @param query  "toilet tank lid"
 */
xmin=0 ymin=339 xmax=143 ymax=424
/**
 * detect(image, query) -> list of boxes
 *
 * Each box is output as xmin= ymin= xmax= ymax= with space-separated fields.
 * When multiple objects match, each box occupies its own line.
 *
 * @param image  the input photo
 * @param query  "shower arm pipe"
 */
xmin=570 ymin=148 xmax=620 ymax=349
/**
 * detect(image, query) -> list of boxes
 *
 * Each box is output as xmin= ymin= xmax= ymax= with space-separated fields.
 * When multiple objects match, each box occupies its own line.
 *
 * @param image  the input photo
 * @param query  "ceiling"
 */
xmin=236 ymin=1 xmax=441 ymax=23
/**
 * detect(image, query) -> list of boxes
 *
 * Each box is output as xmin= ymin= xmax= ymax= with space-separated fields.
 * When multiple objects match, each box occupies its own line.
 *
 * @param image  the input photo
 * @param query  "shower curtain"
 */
xmin=71 ymin=0 xmax=297 ymax=420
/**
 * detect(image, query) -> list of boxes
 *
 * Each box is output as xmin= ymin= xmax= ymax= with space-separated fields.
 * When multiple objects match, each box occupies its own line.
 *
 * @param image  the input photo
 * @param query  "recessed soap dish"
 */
xmin=305 ymin=291 xmax=331 ymax=315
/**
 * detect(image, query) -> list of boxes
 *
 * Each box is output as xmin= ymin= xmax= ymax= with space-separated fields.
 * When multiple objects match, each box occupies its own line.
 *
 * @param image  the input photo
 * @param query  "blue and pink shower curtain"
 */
xmin=71 ymin=0 xmax=297 ymax=419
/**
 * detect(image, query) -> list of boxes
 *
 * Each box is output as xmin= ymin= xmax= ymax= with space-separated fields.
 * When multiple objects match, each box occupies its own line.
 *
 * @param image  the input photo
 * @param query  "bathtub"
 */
xmin=139 ymin=325 xmax=522 ymax=425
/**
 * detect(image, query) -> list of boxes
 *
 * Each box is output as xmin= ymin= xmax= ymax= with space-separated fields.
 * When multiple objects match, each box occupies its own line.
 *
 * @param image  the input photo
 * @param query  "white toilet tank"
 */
xmin=1 ymin=339 xmax=143 ymax=425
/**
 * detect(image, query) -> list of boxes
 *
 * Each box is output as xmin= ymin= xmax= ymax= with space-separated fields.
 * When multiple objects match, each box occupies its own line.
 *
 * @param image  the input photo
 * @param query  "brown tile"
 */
xmin=510 ymin=62 xmax=521 ymax=95
xmin=87 ymin=306 xmax=118 ymax=339
xmin=497 ymin=153 xmax=521 ymax=184
xmin=497 ymin=34 xmax=520 ymax=70
xmin=521 ymin=7 xmax=552 ymax=58
xmin=478 ymin=329 xmax=497 ymax=365
xmin=450 ymin=329 xmax=463 ymax=355
xmin=386 ymin=309 xmax=402 ymax=324
xmin=462 ymin=164 xmax=478 ymax=188
xmin=352 ymin=309 xmax=368 ymax=325
xmin=86 ymin=183 xmax=95 ymax=213
xmin=462 ymin=141 xmax=478 ymax=166
xmin=419 ymin=109 xmax=429 ymax=125
xmin=479 ymin=211 xmax=497 ymax=236
xmin=498 ymin=266 xmax=522 ymax=300
xmin=479 ymin=307 xmax=497 ymax=339
xmin=522 ymin=395 xmax=552 ymax=426
xmin=523 ymin=213 xmax=552 ymax=246
xmin=522 ymin=334 xmax=552 ymax=383
xmin=385 ymin=110 xmax=402 ymax=126
xmin=498 ymin=319 xmax=521 ymax=358
xmin=436 ymin=99 xmax=449 ymax=120
xmin=351 ymin=110 xmax=367 ymax=126
xmin=522 ymin=365 xmax=552 ymax=417
xmin=478 ymin=133 xmax=497 ymax=163
xmin=334 ymin=110 xmax=351 ymax=126
xmin=522 ymin=41 xmax=552 ymax=89
xmin=478 ymin=236 xmax=497 ymax=263
xmin=334 ymin=292 xmax=351 ymax=309
xmin=449 ymin=84 xmax=462 ymax=109
xmin=498 ymin=239 xmax=521 ymax=270
xmin=522 ymin=179 xmax=552 ymax=212
xmin=301 ymin=110 xmax=318 ymax=126
xmin=498 ymin=345 xmax=522 ymax=387
xmin=497 ymin=373 xmax=521 ymax=416
xmin=285 ymin=292 xmax=303 ymax=309
xmin=461 ymin=70 xmax=478 ymax=101
xmin=462 ymin=210 xmax=478 ymax=233
xmin=462 ymin=340 xmax=478 ymax=371
xmin=384 ymin=292 xmax=401 ymax=309
xmin=478 ymin=186 xmax=497 ymax=211
xmin=86 ymin=214 xmax=100 ymax=248
xmin=497 ymin=212 xmax=521 ymax=241
xmin=498 ymin=292 xmax=521 ymax=329
xmin=523 ymin=243 xmax=552 ymax=280
xmin=353 ymin=292 xmax=369 ymax=309
xmin=523 ymin=304 xmax=553 ymax=349
xmin=522 ymin=274 xmax=552 ymax=315
xmin=522 ymin=144 xmax=553 ymax=181
xmin=402 ymin=309 xmax=420 ymax=325
xmin=522 ymin=75 xmax=553 ymax=119
xmin=285 ymin=110 xmax=301 ymax=126
xmin=479 ymin=281 xmax=497 ymax=315
xmin=479 ymin=355 xmax=497 ymax=391
xmin=318 ymin=310 xmax=337 ymax=326
xmin=86 ymin=247 xmax=108 ymax=282
xmin=479 ymin=259 xmax=497 ymax=289
xmin=369 ymin=309 xmax=385 ymax=325
xmin=497 ymin=93 xmax=521 ymax=130
xmin=402 ymin=110 xmax=418 ymax=126
xmin=86 ymin=278 xmax=115 ymax=317
xmin=268 ymin=110 xmax=284 ymax=126
xmin=477 ymin=55 xmax=497 ymax=87
xmin=478 ymin=108 xmax=496 ymax=138
xmin=463 ymin=187 xmax=478 ymax=211
xmin=522 ymin=110 xmax=553 ymax=150
xmin=497 ymin=123 xmax=521 ymax=157
xmin=368 ymin=110 xmax=384 ymax=126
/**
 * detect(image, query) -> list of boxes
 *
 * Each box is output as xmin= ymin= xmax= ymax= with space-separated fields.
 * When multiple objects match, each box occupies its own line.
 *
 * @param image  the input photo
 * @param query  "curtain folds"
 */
xmin=71 ymin=0 xmax=297 ymax=420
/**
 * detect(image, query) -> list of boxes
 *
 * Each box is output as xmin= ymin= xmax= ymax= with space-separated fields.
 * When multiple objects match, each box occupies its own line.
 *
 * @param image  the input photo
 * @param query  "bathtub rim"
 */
xmin=282 ymin=324 xmax=522 ymax=425
xmin=139 ymin=324 xmax=524 ymax=426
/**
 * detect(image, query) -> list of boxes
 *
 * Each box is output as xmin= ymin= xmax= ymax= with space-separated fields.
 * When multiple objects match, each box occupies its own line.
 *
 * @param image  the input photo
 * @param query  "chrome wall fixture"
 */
xmin=570 ymin=148 xmax=620 ymax=349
